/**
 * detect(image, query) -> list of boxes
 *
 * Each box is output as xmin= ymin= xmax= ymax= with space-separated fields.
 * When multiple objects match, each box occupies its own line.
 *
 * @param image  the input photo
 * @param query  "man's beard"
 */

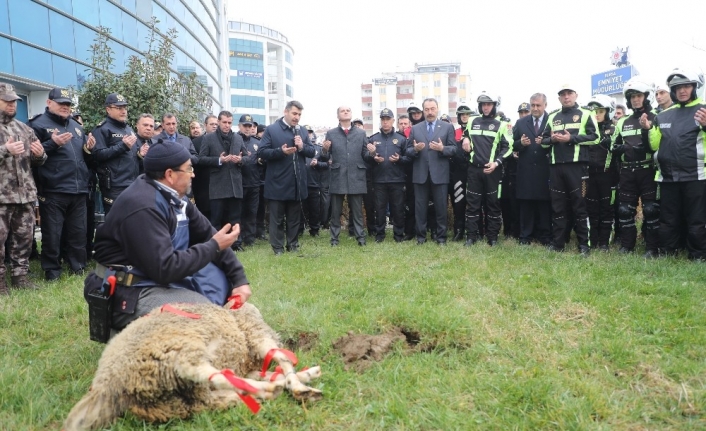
xmin=0 ymin=110 xmax=16 ymax=124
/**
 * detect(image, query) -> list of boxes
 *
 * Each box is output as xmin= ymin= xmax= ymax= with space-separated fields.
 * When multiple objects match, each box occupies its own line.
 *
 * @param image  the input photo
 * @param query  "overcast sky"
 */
xmin=227 ymin=0 xmax=706 ymax=127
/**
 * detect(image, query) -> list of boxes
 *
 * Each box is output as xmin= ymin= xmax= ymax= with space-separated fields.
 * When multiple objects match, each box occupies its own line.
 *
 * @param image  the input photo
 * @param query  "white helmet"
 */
xmin=587 ymin=95 xmax=616 ymax=120
xmin=407 ymin=102 xmax=422 ymax=114
xmin=666 ymin=68 xmax=704 ymax=89
xmin=622 ymin=77 xmax=653 ymax=110
xmin=477 ymin=92 xmax=500 ymax=106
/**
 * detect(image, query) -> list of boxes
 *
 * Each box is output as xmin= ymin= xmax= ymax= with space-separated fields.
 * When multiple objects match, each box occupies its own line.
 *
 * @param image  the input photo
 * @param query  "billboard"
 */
xmin=591 ymin=66 xmax=635 ymax=96
xmin=373 ymin=77 xmax=397 ymax=85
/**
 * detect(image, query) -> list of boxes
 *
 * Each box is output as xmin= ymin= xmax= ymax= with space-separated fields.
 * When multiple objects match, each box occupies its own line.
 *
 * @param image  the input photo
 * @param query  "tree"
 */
xmin=76 ymin=18 xmax=212 ymax=135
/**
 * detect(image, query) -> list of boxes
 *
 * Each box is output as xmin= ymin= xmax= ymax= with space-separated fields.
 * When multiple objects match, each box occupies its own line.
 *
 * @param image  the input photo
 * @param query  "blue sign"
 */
xmin=591 ymin=66 xmax=634 ymax=96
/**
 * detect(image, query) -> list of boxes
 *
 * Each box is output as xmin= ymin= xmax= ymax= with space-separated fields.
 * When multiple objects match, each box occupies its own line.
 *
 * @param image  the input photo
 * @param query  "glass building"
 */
xmin=0 ymin=0 xmax=228 ymax=122
xmin=228 ymin=21 xmax=294 ymax=125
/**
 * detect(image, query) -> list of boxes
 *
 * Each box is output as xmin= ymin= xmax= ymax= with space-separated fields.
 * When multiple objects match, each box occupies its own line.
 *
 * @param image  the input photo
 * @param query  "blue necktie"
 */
xmin=427 ymin=122 xmax=434 ymax=140
xmin=169 ymin=134 xmax=176 ymax=142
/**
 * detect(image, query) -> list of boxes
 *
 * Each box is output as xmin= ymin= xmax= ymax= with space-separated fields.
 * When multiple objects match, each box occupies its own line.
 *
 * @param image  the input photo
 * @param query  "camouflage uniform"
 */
xmin=0 ymin=108 xmax=47 ymax=279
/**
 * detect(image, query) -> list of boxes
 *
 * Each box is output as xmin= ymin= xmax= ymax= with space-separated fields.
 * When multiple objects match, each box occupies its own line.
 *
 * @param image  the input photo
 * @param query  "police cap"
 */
xmin=239 ymin=114 xmax=254 ymax=125
xmin=517 ymin=102 xmax=530 ymax=112
xmin=48 ymin=88 xmax=72 ymax=104
xmin=105 ymin=93 xmax=128 ymax=107
xmin=379 ymin=108 xmax=394 ymax=118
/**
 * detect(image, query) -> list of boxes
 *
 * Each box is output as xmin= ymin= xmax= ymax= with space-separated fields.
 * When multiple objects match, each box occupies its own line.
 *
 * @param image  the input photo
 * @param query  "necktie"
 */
xmin=427 ymin=122 xmax=434 ymax=140
xmin=344 ymin=129 xmax=349 ymax=135
xmin=534 ymin=118 xmax=540 ymax=136
xmin=169 ymin=134 xmax=176 ymax=142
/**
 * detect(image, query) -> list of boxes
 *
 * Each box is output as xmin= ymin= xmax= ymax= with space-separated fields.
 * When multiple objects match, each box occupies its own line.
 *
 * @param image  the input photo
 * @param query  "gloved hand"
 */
xmin=611 ymin=144 xmax=625 ymax=155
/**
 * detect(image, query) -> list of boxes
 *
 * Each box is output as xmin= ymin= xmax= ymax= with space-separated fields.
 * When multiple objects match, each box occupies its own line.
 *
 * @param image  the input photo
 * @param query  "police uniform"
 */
xmin=463 ymin=114 xmax=512 ymax=245
xmin=29 ymin=88 xmax=91 ymax=280
xmin=540 ymin=103 xmax=599 ymax=252
xmin=610 ymin=108 xmax=658 ymax=254
xmin=450 ymin=114 xmax=470 ymax=241
xmin=363 ymin=109 xmax=410 ymax=242
xmin=238 ymin=115 xmax=262 ymax=247
xmin=0 ymin=83 xmax=47 ymax=291
xmin=90 ymin=93 xmax=139 ymax=215
xmin=585 ymin=117 xmax=616 ymax=250
xmin=649 ymin=97 xmax=706 ymax=259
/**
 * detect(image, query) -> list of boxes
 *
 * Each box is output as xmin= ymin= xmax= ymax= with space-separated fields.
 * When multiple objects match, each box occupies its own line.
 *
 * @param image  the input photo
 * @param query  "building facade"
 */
xmin=227 ymin=21 xmax=293 ymax=126
xmin=0 ymin=0 xmax=228 ymax=121
xmin=361 ymin=62 xmax=471 ymax=134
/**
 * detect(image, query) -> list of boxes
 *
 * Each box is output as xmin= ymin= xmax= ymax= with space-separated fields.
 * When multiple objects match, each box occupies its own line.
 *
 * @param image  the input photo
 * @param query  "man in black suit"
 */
xmin=513 ymin=93 xmax=552 ymax=245
xmin=404 ymin=98 xmax=456 ymax=244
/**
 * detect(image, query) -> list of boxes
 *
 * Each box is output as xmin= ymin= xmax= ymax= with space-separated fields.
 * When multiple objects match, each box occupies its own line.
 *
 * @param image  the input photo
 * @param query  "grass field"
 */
xmin=1 ymin=234 xmax=704 ymax=430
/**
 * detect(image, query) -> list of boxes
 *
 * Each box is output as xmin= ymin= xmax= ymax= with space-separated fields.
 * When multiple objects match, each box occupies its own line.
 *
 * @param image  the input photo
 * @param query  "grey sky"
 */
xmin=228 ymin=0 xmax=706 ymax=126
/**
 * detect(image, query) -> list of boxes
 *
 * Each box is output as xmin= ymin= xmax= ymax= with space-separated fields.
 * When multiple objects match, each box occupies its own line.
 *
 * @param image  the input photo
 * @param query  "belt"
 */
xmin=621 ymin=160 xmax=653 ymax=169
xmin=95 ymin=263 xmax=144 ymax=286
xmin=469 ymin=162 xmax=486 ymax=168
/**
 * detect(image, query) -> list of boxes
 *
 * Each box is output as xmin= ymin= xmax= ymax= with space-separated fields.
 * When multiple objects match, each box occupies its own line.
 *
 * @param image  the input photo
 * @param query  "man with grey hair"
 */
xmin=405 ymin=98 xmax=456 ymax=245
xmin=513 ymin=93 xmax=552 ymax=245
xmin=320 ymin=106 xmax=369 ymax=246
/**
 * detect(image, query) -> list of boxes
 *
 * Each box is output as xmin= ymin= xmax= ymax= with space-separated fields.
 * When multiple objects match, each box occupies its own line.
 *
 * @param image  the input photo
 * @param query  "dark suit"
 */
xmin=198 ymin=131 xmax=244 ymax=230
xmin=191 ymin=134 xmax=210 ymax=218
xmin=153 ymin=131 xmax=199 ymax=166
xmin=513 ymin=113 xmax=552 ymax=244
xmin=405 ymin=119 xmax=456 ymax=243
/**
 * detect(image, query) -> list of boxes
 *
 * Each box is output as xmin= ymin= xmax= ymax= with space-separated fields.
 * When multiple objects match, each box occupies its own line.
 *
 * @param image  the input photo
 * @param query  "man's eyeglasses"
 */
xmin=172 ymin=166 xmax=194 ymax=173
xmin=108 ymin=105 xmax=127 ymax=111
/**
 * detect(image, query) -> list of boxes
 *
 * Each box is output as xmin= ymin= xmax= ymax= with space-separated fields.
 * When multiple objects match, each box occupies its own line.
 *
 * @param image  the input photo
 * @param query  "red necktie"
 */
xmin=344 ymin=129 xmax=349 ymax=135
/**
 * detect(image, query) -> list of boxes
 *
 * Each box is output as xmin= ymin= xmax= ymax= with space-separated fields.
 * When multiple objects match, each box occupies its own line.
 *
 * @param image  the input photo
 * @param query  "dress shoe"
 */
xmin=643 ymin=249 xmax=659 ymax=259
xmin=309 ymin=230 xmax=319 ymax=237
xmin=273 ymin=249 xmax=284 ymax=256
xmin=518 ymin=239 xmax=531 ymax=245
xmin=375 ymin=238 xmax=384 ymax=243
xmin=618 ymin=247 xmax=632 ymax=254
xmin=231 ymin=244 xmax=244 ymax=252
xmin=358 ymin=240 xmax=366 ymax=246
xmin=437 ymin=240 xmax=447 ymax=246
xmin=331 ymin=241 xmax=339 ymax=247
xmin=579 ymin=246 xmax=590 ymax=257
xmin=598 ymin=245 xmax=609 ymax=252
xmin=403 ymin=234 xmax=415 ymax=241
xmin=487 ymin=239 xmax=498 ymax=247
xmin=464 ymin=238 xmax=476 ymax=247
xmin=416 ymin=239 xmax=426 ymax=245
xmin=288 ymin=245 xmax=300 ymax=253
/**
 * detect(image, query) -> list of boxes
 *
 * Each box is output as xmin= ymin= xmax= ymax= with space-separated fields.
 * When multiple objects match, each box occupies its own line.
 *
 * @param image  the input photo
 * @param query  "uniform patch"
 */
xmin=75 ymin=128 xmax=82 ymax=137
xmin=253 ymin=144 xmax=258 ymax=151
xmin=489 ymin=124 xmax=495 ymax=131
xmin=572 ymin=115 xmax=579 ymax=122
xmin=392 ymin=139 xmax=398 ymax=145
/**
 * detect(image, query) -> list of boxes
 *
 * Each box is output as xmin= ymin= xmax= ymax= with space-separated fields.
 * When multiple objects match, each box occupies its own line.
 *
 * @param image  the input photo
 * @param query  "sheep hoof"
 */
xmin=291 ymin=386 xmax=323 ymax=402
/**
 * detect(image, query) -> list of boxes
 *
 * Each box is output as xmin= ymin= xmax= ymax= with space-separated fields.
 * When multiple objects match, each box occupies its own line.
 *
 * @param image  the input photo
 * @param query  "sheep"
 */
xmin=63 ymin=299 xmax=322 ymax=431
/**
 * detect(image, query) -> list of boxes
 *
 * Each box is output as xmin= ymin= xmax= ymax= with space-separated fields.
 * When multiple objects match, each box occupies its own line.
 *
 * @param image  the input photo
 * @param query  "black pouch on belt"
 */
xmin=86 ymin=267 xmax=117 ymax=343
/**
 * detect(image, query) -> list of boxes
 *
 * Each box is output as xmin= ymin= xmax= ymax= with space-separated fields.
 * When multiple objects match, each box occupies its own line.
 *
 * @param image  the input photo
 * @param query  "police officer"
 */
xmin=302 ymin=125 xmax=326 ymax=237
xmin=541 ymin=83 xmax=599 ymax=255
xmin=648 ymin=68 xmax=706 ymax=259
xmin=610 ymin=78 xmax=659 ymax=257
xmin=450 ymin=105 xmax=473 ymax=241
xmin=29 ymin=88 xmax=95 ymax=280
xmin=461 ymin=93 xmax=512 ymax=246
xmin=90 ymin=93 xmax=139 ymax=215
xmin=363 ymin=108 xmax=410 ymax=242
xmin=236 ymin=114 xmax=262 ymax=248
xmin=585 ymin=95 xmax=617 ymax=252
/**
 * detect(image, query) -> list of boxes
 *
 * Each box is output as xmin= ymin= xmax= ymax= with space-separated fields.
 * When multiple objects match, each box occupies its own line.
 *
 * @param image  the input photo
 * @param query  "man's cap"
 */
xmin=154 ymin=122 xmax=162 ymax=129
xmin=304 ymin=124 xmax=314 ymax=132
xmin=239 ymin=114 xmax=254 ymax=125
xmin=440 ymin=113 xmax=451 ymax=123
xmin=252 ymin=121 xmax=259 ymax=128
xmin=143 ymin=139 xmax=191 ymax=172
xmin=105 ymin=93 xmax=128 ymax=106
xmin=256 ymin=124 xmax=265 ymax=133
xmin=407 ymin=103 xmax=422 ymax=113
xmin=352 ymin=118 xmax=364 ymax=125
xmin=557 ymin=83 xmax=576 ymax=94
xmin=380 ymin=108 xmax=394 ymax=118
xmin=48 ymin=88 xmax=72 ymax=104
xmin=0 ymin=83 xmax=21 ymax=102
xmin=517 ymin=102 xmax=530 ymax=112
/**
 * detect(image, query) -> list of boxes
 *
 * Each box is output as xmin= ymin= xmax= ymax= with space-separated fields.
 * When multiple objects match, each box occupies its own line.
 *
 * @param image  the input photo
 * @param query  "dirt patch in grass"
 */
xmin=282 ymin=331 xmax=319 ymax=352
xmin=629 ymin=363 xmax=700 ymax=417
xmin=551 ymin=301 xmax=596 ymax=327
xmin=333 ymin=327 xmax=416 ymax=372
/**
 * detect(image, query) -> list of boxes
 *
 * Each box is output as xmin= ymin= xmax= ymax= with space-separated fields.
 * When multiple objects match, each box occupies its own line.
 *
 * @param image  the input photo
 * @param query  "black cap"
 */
xmin=257 ymin=124 xmax=265 ymax=133
xmin=105 ymin=93 xmax=128 ymax=107
xmin=143 ymin=139 xmax=191 ymax=172
xmin=352 ymin=118 xmax=363 ymax=125
xmin=379 ymin=108 xmax=394 ymax=118
xmin=239 ymin=114 xmax=254 ymax=125
xmin=517 ymin=102 xmax=530 ymax=112
xmin=304 ymin=124 xmax=314 ymax=132
xmin=48 ymin=88 xmax=72 ymax=104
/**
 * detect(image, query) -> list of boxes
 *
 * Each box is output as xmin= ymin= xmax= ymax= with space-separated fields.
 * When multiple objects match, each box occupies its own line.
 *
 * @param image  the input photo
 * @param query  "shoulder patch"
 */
xmin=548 ymin=108 xmax=561 ymax=115
xmin=28 ymin=113 xmax=42 ymax=122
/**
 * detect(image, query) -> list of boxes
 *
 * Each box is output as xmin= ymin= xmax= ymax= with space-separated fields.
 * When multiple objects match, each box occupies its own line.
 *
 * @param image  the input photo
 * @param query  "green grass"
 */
xmin=1 ymin=235 xmax=705 ymax=430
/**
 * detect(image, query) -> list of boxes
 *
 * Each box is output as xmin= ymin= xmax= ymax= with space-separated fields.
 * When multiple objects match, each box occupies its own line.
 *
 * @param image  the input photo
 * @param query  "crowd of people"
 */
xmin=0 ymin=66 xmax=705 ymax=299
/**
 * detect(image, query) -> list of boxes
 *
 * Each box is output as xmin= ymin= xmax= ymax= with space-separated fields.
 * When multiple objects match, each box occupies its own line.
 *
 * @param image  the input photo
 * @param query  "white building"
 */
xmin=226 ymin=21 xmax=294 ymax=125
xmin=361 ymin=62 xmax=471 ymax=134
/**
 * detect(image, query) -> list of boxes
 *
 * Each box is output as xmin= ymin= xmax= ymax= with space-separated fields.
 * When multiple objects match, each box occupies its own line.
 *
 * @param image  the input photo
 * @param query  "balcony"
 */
xmin=397 ymin=93 xmax=413 ymax=99
xmin=362 ymin=96 xmax=372 ymax=103
xmin=398 ymin=80 xmax=413 ymax=86
xmin=362 ymin=110 xmax=372 ymax=117
xmin=448 ymin=87 xmax=457 ymax=94
xmin=361 ymin=84 xmax=372 ymax=89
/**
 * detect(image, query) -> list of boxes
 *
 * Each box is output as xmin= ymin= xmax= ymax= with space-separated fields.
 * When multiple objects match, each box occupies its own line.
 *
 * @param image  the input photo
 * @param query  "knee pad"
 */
xmin=642 ymin=201 xmax=660 ymax=220
xmin=617 ymin=203 xmax=634 ymax=219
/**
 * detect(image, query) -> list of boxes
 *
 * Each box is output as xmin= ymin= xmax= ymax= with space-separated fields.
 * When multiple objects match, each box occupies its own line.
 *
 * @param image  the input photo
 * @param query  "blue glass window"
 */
xmin=285 ymin=50 xmax=292 ymax=64
xmin=0 ymin=0 xmax=10 ymax=33
xmin=136 ymin=21 xmax=151 ymax=53
xmin=73 ymin=23 xmax=97 ymax=64
xmin=119 ymin=0 xmax=137 ymax=12
xmin=0 ymin=37 xmax=12 ymax=74
xmin=107 ymin=40 xmax=126 ymax=74
xmin=231 ymin=95 xmax=265 ymax=109
xmin=49 ymin=11 xmax=76 ymax=58
xmin=252 ymin=114 xmax=265 ymax=125
xmin=286 ymin=84 xmax=293 ymax=97
xmin=121 ymin=12 xmax=138 ymax=48
xmin=229 ymin=76 xmax=264 ymax=91
xmin=52 ymin=55 xmax=78 ymax=88
xmin=12 ymin=42 xmax=53 ymax=84
xmin=8 ymin=0 xmax=50 ymax=47
xmin=71 ymin=0 xmax=97 ymax=26
xmin=285 ymin=68 xmax=293 ymax=81
xmin=98 ymin=0 xmax=122 ymax=35
xmin=48 ymin=0 xmax=73 ymax=15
